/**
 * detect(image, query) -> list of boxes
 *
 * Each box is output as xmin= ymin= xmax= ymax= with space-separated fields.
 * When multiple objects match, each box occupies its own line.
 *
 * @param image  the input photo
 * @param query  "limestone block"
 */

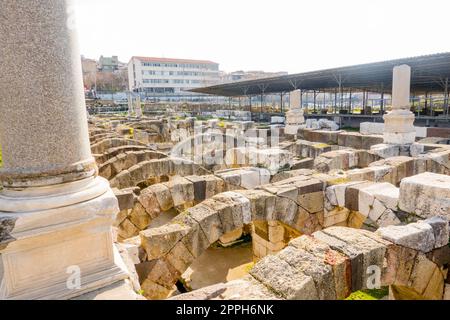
xmin=238 ymin=189 xmax=276 ymax=222
xmin=399 ymin=172 xmax=450 ymax=218
xmin=166 ymin=177 xmax=194 ymax=207
xmin=118 ymin=218 xmax=140 ymax=240
xmin=113 ymin=188 xmax=136 ymax=211
xmin=209 ymin=194 xmax=244 ymax=233
xmin=165 ymin=240 xmax=196 ymax=275
xmin=274 ymin=196 xmax=299 ymax=226
xmin=268 ymin=222 xmax=285 ymax=243
xmin=129 ymin=202 xmax=152 ymax=230
xmin=289 ymin=235 xmax=351 ymax=299
xmin=298 ymin=191 xmax=324 ymax=214
xmin=345 ymin=182 xmax=376 ymax=212
xmin=313 ymin=227 xmax=389 ymax=291
xmin=240 ymin=168 xmax=269 ymax=189
xmin=138 ymin=259 xmax=179 ymax=294
xmin=187 ymin=203 xmax=224 ymax=245
xmin=185 ymin=175 xmax=207 ymax=202
xmin=249 ymin=254 xmax=318 ymax=299
xmin=148 ymin=183 xmax=174 ymax=211
xmin=360 ymin=122 xmax=384 ymax=135
xmin=277 ymin=246 xmax=336 ymax=299
xmin=323 ymin=207 xmax=350 ymax=228
xmin=370 ymin=144 xmax=400 ymax=158
xmin=376 ymin=222 xmax=435 ymax=253
xmin=358 ymin=182 xmax=399 ymax=218
xmin=419 ymin=216 xmax=449 ymax=249
xmin=395 ymin=253 xmax=445 ymax=300
xmin=376 ymin=209 xmax=401 ymax=228
xmin=204 ymin=175 xmax=225 ymax=198
xmin=173 ymin=213 xmax=211 ymax=259
xmin=219 ymin=228 xmax=243 ymax=246
xmin=140 ymin=223 xmax=190 ymax=259
xmin=170 ymin=276 xmax=281 ymax=300
xmin=137 ymin=189 xmax=160 ymax=219
xmin=328 ymin=181 xmax=363 ymax=208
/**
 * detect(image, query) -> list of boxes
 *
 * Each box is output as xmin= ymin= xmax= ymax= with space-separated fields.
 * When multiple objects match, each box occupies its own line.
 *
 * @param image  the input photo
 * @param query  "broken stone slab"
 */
xmin=289 ymin=235 xmax=351 ymax=299
xmin=249 ymin=254 xmax=318 ymax=299
xmin=312 ymin=227 xmax=389 ymax=291
xmin=376 ymin=222 xmax=436 ymax=253
xmin=139 ymin=223 xmax=190 ymax=259
xmin=418 ymin=216 xmax=449 ymax=249
xmin=399 ymin=172 xmax=450 ymax=219
xmin=370 ymin=143 xmax=400 ymax=158
xmin=187 ymin=203 xmax=224 ymax=245
xmin=277 ymin=246 xmax=336 ymax=299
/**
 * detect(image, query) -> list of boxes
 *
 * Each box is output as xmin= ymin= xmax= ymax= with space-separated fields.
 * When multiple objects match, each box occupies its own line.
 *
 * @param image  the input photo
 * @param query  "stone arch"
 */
xmin=116 ymin=168 xmax=271 ymax=240
xmin=169 ymin=221 xmax=449 ymax=301
xmin=91 ymin=137 xmax=146 ymax=155
xmin=94 ymin=145 xmax=149 ymax=165
xmin=109 ymin=158 xmax=211 ymax=189
xmin=133 ymin=172 xmax=449 ymax=299
xmin=99 ymin=150 xmax=167 ymax=180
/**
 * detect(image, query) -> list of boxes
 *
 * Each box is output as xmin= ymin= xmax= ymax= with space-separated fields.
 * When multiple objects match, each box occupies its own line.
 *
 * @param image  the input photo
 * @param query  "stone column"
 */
xmin=135 ymin=95 xmax=143 ymax=118
xmin=383 ymin=65 xmax=416 ymax=145
xmin=0 ymin=0 xmax=127 ymax=299
xmin=127 ymin=92 xmax=134 ymax=118
xmin=285 ymin=89 xmax=305 ymax=135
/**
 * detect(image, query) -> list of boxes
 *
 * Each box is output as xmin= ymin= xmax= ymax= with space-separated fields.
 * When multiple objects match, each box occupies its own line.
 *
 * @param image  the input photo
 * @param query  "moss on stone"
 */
xmin=345 ymin=287 xmax=389 ymax=300
xmin=313 ymin=143 xmax=329 ymax=149
xmin=328 ymin=177 xmax=351 ymax=185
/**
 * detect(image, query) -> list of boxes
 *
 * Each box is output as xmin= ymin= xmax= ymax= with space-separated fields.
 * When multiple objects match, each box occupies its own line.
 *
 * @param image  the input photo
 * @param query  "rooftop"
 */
xmin=131 ymin=56 xmax=219 ymax=65
xmin=189 ymin=52 xmax=450 ymax=96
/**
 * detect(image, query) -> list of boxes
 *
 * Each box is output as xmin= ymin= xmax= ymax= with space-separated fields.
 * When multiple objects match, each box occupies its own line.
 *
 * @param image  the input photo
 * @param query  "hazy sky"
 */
xmin=74 ymin=0 xmax=450 ymax=73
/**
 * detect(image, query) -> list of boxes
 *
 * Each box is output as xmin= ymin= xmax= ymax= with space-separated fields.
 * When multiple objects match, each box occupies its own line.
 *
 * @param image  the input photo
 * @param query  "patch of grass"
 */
xmin=328 ymin=177 xmax=350 ymax=185
xmin=313 ymin=143 xmax=329 ymax=149
xmin=345 ymin=287 xmax=389 ymax=300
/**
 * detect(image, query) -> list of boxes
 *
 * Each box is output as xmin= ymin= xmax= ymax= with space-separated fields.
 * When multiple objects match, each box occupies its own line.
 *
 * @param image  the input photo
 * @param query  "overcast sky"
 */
xmin=74 ymin=0 xmax=449 ymax=73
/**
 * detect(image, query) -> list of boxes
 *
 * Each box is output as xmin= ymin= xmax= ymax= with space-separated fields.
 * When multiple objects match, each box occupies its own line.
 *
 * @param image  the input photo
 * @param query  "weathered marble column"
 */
xmin=127 ymin=92 xmax=134 ymax=118
xmin=383 ymin=65 xmax=416 ymax=144
xmin=0 ymin=0 xmax=127 ymax=299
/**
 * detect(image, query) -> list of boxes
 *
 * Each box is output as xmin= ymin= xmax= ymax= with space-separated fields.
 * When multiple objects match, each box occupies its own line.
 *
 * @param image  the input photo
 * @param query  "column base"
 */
xmin=383 ymin=109 xmax=416 ymax=145
xmin=0 ymin=177 xmax=129 ymax=300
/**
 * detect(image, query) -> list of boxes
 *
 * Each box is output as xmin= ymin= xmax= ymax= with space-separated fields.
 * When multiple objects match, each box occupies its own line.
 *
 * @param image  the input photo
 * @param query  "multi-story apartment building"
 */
xmin=99 ymin=55 xmax=120 ymax=72
xmin=128 ymin=56 xmax=220 ymax=102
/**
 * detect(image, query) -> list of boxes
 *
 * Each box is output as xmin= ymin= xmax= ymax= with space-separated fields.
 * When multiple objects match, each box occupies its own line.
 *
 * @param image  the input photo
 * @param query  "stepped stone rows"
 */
xmin=173 ymin=219 xmax=449 ymax=300
xmin=85 ymin=111 xmax=450 ymax=301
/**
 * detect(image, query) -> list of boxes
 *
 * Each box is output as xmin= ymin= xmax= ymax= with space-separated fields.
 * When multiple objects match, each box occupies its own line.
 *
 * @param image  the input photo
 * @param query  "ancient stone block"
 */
xmin=277 ymin=246 xmax=336 ymax=299
xmin=249 ymin=254 xmax=318 ymax=299
xmin=140 ymin=223 xmax=190 ymax=259
xmin=187 ymin=202 xmax=224 ymax=244
xmin=376 ymin=222 xmax=435 ymax=253
xmin=399 ymin=172 xmax=450 ymax=218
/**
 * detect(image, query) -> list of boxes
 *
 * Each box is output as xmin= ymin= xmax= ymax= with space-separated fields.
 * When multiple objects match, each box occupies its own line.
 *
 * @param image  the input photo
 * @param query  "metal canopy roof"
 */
xmin=189 ymin=52 xmax=450 ymax=97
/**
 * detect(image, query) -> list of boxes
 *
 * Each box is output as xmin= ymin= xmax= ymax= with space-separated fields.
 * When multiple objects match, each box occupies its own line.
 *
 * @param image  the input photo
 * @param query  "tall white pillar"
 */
xmin=0 ymin=0 xmax=127 ymax=299
xmin=383 ymin=65 xmax=416 ymax=145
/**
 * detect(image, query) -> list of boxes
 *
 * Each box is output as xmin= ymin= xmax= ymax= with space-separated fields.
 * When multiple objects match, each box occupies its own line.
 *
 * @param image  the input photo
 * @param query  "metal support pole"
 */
xmin=300 ymin=90 xmax=303 ymax=109
xmin=444 ymin=78 xmax=449 ymax=117
xmin=280 ymin=92 xmax=283 ymax=113
xmin=348 ymin=90 xmax=352 ymax=113
xmin=334 ymin=89 xmax=337 ymax=114
xmin=313 ymin=90 xmax=316 ymax=113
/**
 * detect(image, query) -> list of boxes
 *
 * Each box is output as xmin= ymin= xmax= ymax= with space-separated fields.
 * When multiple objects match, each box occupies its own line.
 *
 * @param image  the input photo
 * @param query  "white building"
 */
xmin=128 ymin=56 xmax=220 ymax=102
